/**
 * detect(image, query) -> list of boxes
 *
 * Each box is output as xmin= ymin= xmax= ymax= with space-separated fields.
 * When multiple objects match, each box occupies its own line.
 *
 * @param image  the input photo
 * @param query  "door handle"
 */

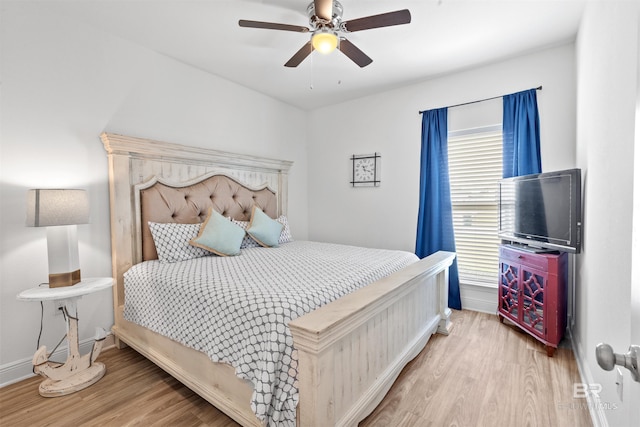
xmin=596 ymin=343 xmax=640 ymax=382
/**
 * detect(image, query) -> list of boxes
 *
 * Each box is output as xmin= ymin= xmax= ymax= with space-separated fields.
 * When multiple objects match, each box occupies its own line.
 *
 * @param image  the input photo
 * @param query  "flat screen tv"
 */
xmin=498 ymin=168 xmax=582 ymax=253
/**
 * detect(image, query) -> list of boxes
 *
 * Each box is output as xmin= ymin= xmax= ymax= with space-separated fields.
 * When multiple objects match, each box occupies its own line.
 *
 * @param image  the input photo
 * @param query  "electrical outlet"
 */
xmin=616 ymin=368 xmax=624 ymax=401
xmin=54 ymin=300 xmax=65 ymax=316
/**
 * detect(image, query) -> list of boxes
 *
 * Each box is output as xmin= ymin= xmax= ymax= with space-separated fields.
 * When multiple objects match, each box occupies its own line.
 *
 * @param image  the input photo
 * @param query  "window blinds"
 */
xmin=448 ymin=129 xmax=502 ymax=286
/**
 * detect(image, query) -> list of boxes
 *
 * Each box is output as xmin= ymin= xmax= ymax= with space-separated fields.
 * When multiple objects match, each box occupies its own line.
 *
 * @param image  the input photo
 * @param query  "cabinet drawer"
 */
xmin=499 ymin=246 xmax=549 ymax=272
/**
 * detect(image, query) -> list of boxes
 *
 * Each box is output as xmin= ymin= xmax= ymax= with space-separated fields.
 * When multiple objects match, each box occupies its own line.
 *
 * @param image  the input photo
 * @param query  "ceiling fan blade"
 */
xmin=314 ymin=0 xmax=333 ymax=21
xmin=284 ymin=41 xmax=314 ymax=67
xmin=338 ymin=38 xmax=373 ymax=68
xmin=239 ymin=19 xmax=309 ymax=33
xmin=343 ymin=9 xmax=411 ymax=32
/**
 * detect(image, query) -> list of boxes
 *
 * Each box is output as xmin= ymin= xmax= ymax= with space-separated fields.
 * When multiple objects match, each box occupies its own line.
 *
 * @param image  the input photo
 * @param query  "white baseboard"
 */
xmin=460 ymin=282 xmax=498 ymax=314
xmin=568 ymin=328 xmax=608 ymax=427
xmin=0 ymin=334 xmax=115 ymax=388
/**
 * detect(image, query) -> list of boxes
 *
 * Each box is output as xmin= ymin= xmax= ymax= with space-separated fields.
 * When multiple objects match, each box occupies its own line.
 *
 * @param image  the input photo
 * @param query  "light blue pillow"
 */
xmin=190 ymin=209 xmax=245 ymax=256
xmin=247 ymin=206 xmax=284 ymax=247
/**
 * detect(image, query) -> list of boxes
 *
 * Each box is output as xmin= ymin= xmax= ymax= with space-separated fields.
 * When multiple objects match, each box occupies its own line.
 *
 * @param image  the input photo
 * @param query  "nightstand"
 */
xmin=16 ymin=277 xmax=113 ymax=397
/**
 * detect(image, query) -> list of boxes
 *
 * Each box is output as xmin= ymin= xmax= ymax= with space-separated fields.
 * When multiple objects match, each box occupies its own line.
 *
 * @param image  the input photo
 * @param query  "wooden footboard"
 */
xmin=289 ymin=251 xmax=455 ymax=427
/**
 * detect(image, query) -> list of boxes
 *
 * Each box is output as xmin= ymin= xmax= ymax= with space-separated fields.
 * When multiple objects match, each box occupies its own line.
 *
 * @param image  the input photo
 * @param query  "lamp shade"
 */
xmin=26 ymin=189 xmax=89 ymax=227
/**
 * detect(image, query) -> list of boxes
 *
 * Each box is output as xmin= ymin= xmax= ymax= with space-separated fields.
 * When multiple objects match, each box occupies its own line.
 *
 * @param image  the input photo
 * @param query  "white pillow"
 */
xmin=276 ymin=215 xmax=293 ymax=244
xmin=148 ymin=222 xmax=209 ymax=263
xmin=229 ymin=219 xmax=261 ymax=249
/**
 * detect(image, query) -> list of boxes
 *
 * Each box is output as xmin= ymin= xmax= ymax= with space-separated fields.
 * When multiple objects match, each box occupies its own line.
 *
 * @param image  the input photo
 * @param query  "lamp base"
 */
xmin=46 ymin=225 xmax=82 ymax=287
xmin=49 ymin=269 xmax=81 ymax=288
xmin=38 ymin=362 xmax=106 ymax=397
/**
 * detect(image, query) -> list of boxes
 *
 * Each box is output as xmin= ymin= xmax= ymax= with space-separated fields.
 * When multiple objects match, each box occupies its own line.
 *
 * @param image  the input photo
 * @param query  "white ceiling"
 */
xmin=36 ymin=0 xmax=586 ymax=110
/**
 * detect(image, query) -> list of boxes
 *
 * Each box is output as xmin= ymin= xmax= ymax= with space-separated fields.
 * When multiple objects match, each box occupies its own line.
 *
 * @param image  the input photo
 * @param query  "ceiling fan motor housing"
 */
xmin=308 ymin=1 xmax=344 ymax=31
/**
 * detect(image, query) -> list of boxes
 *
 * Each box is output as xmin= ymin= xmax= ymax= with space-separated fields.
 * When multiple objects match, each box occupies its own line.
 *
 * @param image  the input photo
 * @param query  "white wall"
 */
xmin=307 ymin=44 xmax=576 ymax=253
xmin=0 ymin=2 xmax=308 ymax=384
xmin=574 ymin=2 xmax=639 ymax=426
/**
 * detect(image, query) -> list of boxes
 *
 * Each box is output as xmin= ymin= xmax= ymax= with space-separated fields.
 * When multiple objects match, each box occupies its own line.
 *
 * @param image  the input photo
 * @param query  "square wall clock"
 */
xmin=350 ymin=153 xmax=381 ymax=187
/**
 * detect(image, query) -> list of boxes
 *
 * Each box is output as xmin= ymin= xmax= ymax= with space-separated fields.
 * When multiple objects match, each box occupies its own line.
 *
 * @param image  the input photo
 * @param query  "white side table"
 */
xmin=17 ymin=277 xmax=113 ymax=397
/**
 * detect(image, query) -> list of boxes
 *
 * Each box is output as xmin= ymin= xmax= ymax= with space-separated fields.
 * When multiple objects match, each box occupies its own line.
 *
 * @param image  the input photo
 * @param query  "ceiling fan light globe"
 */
xmin=312 ymin=32 xmax=338 ymax=54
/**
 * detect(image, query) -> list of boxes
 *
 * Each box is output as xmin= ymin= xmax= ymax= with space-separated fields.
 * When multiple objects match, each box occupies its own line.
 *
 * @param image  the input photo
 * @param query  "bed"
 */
xmin=101 ymin=132 xmax=455 ymax=427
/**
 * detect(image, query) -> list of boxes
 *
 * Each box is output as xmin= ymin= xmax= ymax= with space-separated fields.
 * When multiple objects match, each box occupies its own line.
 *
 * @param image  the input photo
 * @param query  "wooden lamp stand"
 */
xmin=32 ymin=299 xmax=107 ymax=397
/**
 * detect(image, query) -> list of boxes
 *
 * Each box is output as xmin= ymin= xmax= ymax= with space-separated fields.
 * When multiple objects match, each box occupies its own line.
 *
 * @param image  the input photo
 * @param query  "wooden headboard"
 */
xmin=101 ymin=133 xmax=293 ymax=306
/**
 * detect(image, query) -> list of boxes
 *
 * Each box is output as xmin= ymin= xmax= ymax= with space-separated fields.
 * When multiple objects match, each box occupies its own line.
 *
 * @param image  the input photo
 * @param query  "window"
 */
xmin=448 ymin=126 xmax=502 ymax=286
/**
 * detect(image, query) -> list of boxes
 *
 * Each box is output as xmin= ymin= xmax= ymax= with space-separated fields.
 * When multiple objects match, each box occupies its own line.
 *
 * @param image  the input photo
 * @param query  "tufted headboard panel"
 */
xmin=140 ymin=174 xmax=277 ymax=261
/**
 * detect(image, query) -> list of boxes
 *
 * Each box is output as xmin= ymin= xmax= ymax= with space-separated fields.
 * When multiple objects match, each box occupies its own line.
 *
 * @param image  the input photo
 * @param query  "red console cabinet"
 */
xmin=497 ymin=245 xmax=568 ymax=356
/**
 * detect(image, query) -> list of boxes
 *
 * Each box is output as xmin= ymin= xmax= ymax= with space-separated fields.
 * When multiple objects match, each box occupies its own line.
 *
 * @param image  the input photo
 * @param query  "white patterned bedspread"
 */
xmin=124 ymin=240 xmax=418 ymax=426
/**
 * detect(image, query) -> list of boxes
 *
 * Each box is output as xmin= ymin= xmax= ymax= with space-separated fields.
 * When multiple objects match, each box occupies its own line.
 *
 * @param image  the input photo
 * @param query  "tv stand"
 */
xmin=504 ymin=242 xmax=559 ymax=254
xmin=497 ymin=245 xmax=568 ymax=356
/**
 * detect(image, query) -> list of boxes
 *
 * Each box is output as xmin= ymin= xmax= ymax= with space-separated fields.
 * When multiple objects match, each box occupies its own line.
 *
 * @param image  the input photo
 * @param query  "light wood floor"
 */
xmin=0 ymin=310 xmax=592 ymax=426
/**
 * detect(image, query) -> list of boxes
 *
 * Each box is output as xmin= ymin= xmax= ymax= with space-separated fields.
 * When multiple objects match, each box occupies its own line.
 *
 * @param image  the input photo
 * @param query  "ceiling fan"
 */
xmin=239 ymin=0 xmax=411 ymax=68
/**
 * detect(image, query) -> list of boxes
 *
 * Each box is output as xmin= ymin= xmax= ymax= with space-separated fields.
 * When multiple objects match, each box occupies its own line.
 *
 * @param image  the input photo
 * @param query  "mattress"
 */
xmin=124 ymin=240 xmax=418 ymax=426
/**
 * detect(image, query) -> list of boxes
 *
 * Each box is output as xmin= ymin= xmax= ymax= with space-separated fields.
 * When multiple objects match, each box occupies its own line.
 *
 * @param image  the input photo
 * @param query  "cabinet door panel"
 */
xmin=521 ymin=266 xmax=547 ymax=338
xmin=499 ymin=262 xmax=519 ymax=321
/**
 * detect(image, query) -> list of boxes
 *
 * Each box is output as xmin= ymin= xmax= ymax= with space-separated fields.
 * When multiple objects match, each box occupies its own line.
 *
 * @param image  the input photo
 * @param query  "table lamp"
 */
xmin=26 ymin=189 xmax=89 ymax=287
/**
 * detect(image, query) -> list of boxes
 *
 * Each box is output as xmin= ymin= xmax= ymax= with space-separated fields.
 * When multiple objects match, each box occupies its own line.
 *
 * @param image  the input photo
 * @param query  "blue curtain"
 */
xmin=502 ymin=89 xmax=542 ymax=178
xmin=415 ymin=108 xmax=461 ymax=310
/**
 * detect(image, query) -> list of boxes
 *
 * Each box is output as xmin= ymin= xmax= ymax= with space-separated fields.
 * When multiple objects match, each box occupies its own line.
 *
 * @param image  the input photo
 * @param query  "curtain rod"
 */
xmin=418 ymin=86 xmax=542 ymax=115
